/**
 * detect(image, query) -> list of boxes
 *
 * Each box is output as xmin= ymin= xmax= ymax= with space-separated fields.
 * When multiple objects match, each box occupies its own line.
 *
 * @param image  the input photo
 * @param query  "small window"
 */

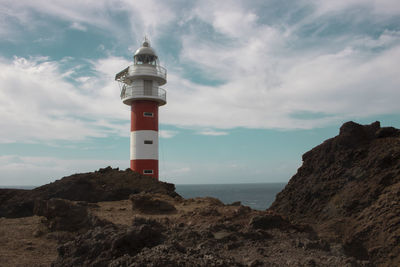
xmin=143 ymin=169 xmax=154 ymax=174
xmin=143 ymin=112 xmax=154 ymax=117
xmin=144 ymin=140 xmax=153 ymax=144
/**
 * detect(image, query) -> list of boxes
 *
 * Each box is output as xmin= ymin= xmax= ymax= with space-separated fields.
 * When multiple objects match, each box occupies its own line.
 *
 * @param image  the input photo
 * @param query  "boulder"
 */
xmin=33 ymin=198 xmax=102 ymax=232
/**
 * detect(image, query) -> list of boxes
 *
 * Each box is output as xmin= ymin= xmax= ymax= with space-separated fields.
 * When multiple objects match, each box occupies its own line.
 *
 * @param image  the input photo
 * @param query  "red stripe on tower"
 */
xmin=115 ymin=37 xmax=167 ymax=180
xmin=131 ymin=159 xmax=158 ymax=178
xmin=131 ymin=101 xmax=159 ymax=131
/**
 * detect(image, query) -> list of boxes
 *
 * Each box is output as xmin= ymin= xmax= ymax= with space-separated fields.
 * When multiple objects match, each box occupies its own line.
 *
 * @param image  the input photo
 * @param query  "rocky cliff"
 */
xmin=270 ymin=121 xmax=400 ymax=266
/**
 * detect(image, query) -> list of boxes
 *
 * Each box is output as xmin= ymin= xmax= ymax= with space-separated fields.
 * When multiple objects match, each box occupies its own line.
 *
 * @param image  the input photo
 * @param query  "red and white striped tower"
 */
xmin=115 ymin=38 xmax=167 ymax=179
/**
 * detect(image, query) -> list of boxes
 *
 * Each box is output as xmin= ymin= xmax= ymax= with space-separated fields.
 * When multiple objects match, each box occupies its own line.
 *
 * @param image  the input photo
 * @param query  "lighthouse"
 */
xmin=115 ymin=38 xmax=167 ymax=179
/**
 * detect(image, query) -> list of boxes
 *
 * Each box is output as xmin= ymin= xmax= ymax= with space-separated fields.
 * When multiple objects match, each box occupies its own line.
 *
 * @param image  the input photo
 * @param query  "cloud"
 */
xmin=120 ymin=0 xmax=176 ymax=39
xmin=0 ymin=0 xmax=179 ymax=46
xmin=197 ymin=129 xmax=229 ymax=136
xmin=0 ymin=0 xmax=399 ymax=145
xmin=192 ymin=1 xmax=259 ymax=39
xmin=158 ymin=1 xmax=400 ymax=130
xmin=0 ymin=155 xmax=127 ymax=186
xmin=0 ymin=55 xmax=131 ymax=143
xmin=311 ymin=0 xmax=400 ymax=15
xmin=69 ymin=22 xmax=87 ymax=31
xmin=159 ymin=130 xmax=179 ymax=139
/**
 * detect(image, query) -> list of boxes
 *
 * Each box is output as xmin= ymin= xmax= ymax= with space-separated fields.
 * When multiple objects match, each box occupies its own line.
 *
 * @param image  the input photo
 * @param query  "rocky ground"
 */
xmin=270 ymin=121 xmax=400 ymax=266
xmin=0 ymin=121 xmax=398 ymax=266
xmin=1 ymin=193 xmax=362 ymax=266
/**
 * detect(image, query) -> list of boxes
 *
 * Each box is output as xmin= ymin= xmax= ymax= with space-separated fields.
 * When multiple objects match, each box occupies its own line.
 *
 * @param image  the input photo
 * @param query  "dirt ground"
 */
xmin=0 ymin=216 xmax=58 ymax=267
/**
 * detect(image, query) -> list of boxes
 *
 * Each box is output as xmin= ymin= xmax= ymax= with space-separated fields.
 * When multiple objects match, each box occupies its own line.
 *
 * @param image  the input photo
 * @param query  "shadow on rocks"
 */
xmin=33 ymin=198 xmax=105 ymax=232
xmin=130 ymin=193 xmax=177 ymax=214
xmin=53 ymin=217 xmax=164 ymax=266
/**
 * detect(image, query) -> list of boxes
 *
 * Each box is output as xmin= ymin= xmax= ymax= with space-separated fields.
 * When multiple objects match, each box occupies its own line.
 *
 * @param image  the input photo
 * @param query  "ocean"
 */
xmin=0 ymin=186 xmax=36 ymax=190
xmin=1 ymin=183 xmax=286 ymax=211
xmin=175 ymin=183 xmax=286 ymax=211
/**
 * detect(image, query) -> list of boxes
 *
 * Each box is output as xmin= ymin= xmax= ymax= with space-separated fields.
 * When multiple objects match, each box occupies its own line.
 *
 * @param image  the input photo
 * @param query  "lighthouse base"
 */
xmin=131 ymin=159 xmax=158 ymax=179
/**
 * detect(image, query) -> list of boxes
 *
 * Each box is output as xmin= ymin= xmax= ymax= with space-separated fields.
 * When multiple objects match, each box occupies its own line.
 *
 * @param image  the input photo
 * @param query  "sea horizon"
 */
xmin=1 ymin=182 xmax=287 ymax=211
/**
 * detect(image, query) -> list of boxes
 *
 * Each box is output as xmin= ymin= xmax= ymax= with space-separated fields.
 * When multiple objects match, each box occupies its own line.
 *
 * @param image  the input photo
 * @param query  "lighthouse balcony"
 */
xmin=120 ymin=85 xmax=166 ymax=106
xmin=115 ymin=65 xmax=167 ymax=86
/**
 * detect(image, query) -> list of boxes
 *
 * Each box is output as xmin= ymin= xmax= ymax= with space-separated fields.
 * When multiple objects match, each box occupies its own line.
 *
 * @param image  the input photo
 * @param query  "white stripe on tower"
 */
xmin=130 ymin=130 xmax=159 ymax=160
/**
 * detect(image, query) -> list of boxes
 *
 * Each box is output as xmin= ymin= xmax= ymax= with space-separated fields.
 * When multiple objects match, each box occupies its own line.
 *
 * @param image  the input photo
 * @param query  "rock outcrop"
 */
xmin=270 ymin=121 xmax=400 ymax=266
xmin=33 ymin=198 xmax=105 ymax=232
xmin=0 ymin=167 xmax=178 ymax=218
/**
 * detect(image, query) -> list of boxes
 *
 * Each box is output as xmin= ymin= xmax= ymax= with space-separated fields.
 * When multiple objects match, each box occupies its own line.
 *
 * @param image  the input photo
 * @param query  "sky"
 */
xmin=0 ymin=0 xmax=399 ymax=186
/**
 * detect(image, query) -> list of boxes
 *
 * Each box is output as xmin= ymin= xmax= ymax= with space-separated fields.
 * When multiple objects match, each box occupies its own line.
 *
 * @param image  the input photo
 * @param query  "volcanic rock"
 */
xmin=0 ymin=167 xmax=178 ymax=218
xmin=130 ymin=193 xmax=177 ymax=214
xmin=249 ymin=213 xmax=291 ymax=231
xmin=270 ymin=121 xmax=400 ymax=266
xmin=52 ymin=199 xmax=359 ymax=267
xmin=0 ymin=189 xmax=34 ymax=218
xmin=33 ymin=198 xmax=105 ymax=232
xmin=53 ymin=217 xmax=164 ymax=267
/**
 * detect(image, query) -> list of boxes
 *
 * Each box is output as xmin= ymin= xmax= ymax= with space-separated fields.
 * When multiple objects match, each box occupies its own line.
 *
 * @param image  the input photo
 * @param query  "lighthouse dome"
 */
xmin=134 ymin=39 xmax=158 ymax=65
xmin=134 ymin=46 xmax=157 ymax=57
xmin=134 ymin=38 xmax=157 ymax=58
